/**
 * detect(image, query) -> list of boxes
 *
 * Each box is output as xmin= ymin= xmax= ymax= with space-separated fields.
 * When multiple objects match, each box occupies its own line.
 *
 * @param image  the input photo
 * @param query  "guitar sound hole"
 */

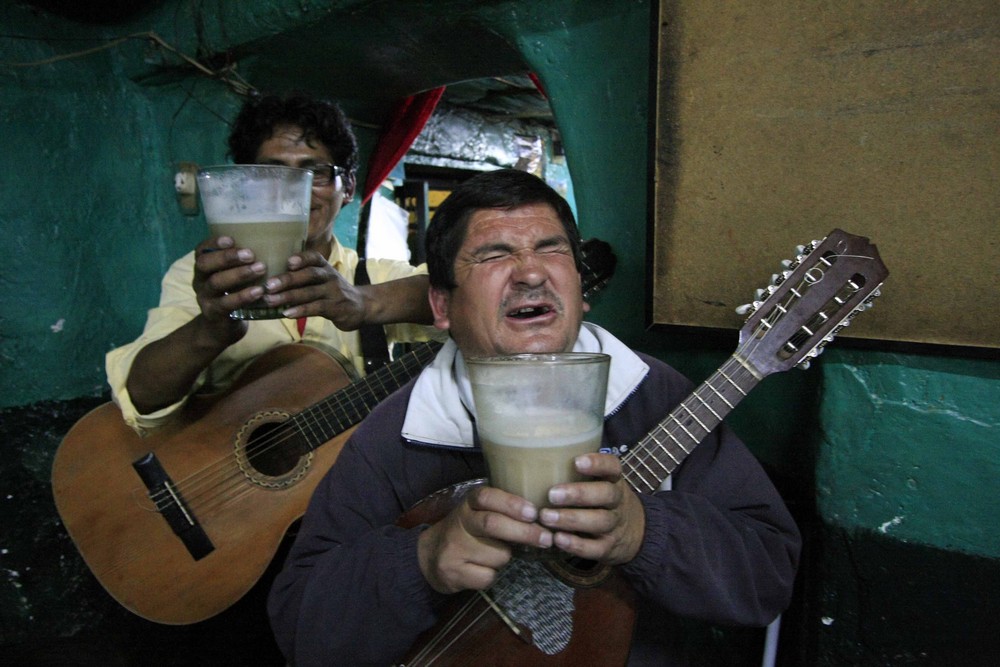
xmin=546 ymin=555 xmax=611 ymax=588
xmin=561 ymin=556 xmax=600 ymax=575
xmin=245 ymin=422 xmax=304 ymax=476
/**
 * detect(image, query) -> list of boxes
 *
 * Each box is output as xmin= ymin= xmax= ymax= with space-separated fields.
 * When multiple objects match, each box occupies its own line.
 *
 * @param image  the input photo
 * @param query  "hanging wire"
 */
xmin=1 ymin=30 xmax=257 ymax=97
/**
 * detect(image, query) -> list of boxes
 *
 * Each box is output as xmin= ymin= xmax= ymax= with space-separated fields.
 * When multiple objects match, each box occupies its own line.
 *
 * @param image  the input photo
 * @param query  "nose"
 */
xmin=510 ymin=249 xmax=548 ymax=287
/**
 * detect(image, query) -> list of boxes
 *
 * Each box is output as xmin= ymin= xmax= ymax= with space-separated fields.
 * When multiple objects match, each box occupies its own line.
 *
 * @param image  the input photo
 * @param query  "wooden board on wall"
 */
xmin=652 ymin=1 xmax=1000 ymax=348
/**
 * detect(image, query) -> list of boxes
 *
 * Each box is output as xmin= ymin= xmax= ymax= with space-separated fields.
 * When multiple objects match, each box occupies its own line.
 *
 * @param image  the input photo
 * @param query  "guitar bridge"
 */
xmin=132 ymin=452 xmax=215 ymax=560
xmin=477 ymin=589 xmax=529 ymax=643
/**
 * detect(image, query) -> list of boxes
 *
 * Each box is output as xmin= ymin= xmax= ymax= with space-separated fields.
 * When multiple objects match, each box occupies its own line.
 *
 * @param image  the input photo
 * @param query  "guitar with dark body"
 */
xmin=394 ymin=229 xmax=888 ymax=666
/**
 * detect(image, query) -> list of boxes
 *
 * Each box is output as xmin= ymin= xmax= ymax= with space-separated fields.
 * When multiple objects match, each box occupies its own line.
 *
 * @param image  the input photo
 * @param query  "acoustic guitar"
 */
xmin=394 ymin=229 xmax=888 ymax=666
xmin=50 ymin=239 xmax=617 ymax=625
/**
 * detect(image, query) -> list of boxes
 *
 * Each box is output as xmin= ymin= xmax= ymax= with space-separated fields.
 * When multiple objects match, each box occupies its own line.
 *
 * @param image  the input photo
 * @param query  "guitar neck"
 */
xmin=290 ymin=341 xmax=444 ymax=452
xmin=620 ymin=354 xmax=762 ymax=494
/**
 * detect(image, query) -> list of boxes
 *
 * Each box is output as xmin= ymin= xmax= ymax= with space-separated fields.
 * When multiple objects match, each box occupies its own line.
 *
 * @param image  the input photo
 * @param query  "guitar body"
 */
xmin=400 ymin=579 xmax=635 ymax=667
xmin=51 ymin=344 xmax=355 ymax=625
xmin=396 ymin=481 xmax=636 ymax=666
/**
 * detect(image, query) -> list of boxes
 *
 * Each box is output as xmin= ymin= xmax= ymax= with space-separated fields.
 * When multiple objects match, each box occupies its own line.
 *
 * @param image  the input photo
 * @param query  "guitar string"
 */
xmin=405 ymin=593 xmax=493 ymax=666
xmin=182 ymin=353 xmax=426 ymax=514
xmin=140 ymin=345 xmax=440 ymax=522
xmin=625 ymin=289 xmax=791 ymax=489
xmin=620 ymin=355 xmax=758 ymax=493
xmin=142 ymin=342 xmax=427 ymax=523
xmin=406 ymin=569 xmax=540 ymax=666
xmin=618 ymin=282 xmax=799 ymax=493
xmin=623 ymin=252 xmax=866 ymax=493
xmin=146 ymin=377 xmax=369 ymax=513
xmin=97 ymin=359 xmax=424 ymax=577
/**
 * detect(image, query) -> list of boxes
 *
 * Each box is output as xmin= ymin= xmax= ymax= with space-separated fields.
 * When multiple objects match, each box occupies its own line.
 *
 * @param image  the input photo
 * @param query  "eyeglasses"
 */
xmin=310 ymin=164 xmax=347 ymax=186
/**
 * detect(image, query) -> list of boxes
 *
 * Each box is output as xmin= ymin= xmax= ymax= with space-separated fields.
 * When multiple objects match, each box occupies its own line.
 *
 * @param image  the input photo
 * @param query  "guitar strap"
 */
xmin=354 ymin=258 xmax=392 ymax=373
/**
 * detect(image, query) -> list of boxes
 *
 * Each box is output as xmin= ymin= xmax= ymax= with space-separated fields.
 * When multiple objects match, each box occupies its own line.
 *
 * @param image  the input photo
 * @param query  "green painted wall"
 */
xmin=818 ymin=349 xmax=1000 ymax=558
xmin=2 ymin=0 xmax=998 ymax=663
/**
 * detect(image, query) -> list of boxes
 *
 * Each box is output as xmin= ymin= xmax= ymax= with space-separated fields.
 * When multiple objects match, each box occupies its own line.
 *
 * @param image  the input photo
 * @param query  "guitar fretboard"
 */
xmin=291 ymin=341 xmax=444 ymax=451
xmin=620 ymin=355 xmax=761 ymax=493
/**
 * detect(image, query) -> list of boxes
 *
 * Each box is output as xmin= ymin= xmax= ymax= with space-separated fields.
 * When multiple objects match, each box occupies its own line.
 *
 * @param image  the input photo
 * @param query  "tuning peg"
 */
xmin=798 ymin=359 xmax=811 ymax=370
xmin=795 ymin=245 xmax=807 ymax=255
xmin=755 ymin=288 xmax=767 ymax=300
xmin=781 ymin=259 xmax=794 ymax=269
xmin=735 ymin=303 xmax=756 ymax=315
xmin=770 ymin=270 xmax=792 ymax=286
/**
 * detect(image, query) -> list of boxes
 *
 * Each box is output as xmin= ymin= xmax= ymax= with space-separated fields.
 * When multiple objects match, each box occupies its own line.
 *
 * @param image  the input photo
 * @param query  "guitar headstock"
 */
xmin=736 ymin=228 xmax=888 ymax=377
xmin=580 ymin=238 xmax=618 ymax=299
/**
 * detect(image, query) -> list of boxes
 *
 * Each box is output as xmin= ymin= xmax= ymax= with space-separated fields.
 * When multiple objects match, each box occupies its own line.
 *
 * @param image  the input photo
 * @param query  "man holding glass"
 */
xmin=106 ymin=93 xmax=435 ymax=435
xmin=268 ymin=168 xmax=801 ymax=666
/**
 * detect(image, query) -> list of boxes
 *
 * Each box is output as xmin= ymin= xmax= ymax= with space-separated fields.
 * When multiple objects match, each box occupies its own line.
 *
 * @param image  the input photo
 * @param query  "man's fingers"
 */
xmin=573 ymin=452 xmax=623 ymax=481
xmin=467 ymin=486 xmax=538 ymax=522
xmin=462 ymin=487 xmax=551 ymax=548
xmin=539 ymin=506 xmax=617 ymax=534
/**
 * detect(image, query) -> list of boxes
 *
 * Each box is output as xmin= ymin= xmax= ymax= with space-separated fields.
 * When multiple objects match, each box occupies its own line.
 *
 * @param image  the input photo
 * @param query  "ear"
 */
xmin=342 ymin=172 xmax=357 ymax=201
xmin=428 ymin=287 xmax=451 ymax=331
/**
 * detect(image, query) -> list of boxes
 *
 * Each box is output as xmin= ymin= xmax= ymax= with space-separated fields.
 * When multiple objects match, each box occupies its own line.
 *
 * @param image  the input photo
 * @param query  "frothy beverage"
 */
xmin=467 ymin=351 xmax=611 ymax=545
xmin=209 ymin=216 xmax=308 ymax=281
xmin=481 ymin=420 xmax=603 ymax=508
xmin=197 ymin=165 xmax=313 ymax=320
xmin=468 ymin=353 xmax=609 ymax=559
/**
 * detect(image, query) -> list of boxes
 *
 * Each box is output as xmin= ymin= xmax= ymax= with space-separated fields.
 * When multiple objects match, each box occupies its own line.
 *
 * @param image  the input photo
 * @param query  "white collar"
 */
xmin=401 ymin=323 xmax=649 ymax=449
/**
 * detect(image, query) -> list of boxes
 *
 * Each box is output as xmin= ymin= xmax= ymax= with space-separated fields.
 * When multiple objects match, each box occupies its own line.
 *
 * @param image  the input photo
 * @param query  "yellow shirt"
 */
xmin=106 ymin=237 xmax=436 ymax=434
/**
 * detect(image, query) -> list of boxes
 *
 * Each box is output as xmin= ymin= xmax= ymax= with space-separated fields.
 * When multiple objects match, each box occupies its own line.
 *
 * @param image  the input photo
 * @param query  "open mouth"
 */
xmin=507 ymin=305 xmax=553 ymax=320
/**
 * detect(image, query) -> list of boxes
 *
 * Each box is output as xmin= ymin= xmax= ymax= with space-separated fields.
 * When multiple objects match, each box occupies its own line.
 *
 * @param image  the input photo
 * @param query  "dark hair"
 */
xmin=425 ymin=168 xmax=582 ymax=290
xmin=227 ymin=93 xmax=359 ymax=172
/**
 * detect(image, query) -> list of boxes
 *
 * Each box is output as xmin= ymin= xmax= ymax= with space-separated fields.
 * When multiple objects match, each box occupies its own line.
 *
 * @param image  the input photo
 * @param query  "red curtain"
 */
xmin=361 ymin=86 xmax=446 ymax=204
xmin=527 ymin=72 xmax=547 ymax=99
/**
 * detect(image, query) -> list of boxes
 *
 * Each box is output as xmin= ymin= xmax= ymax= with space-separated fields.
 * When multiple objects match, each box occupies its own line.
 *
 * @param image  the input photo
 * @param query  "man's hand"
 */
xmin=126 ymin=235 xmax=258 ymax=415
xmin=538 ymin=453 xmax=646 ymax=566
xmin=261 ymin=251 xmax=434 ymax=328
xmin=192 ymin=236 xmax=264 ymax=337
xmin=417 ymin=486 xmax=554 ymax=594
xmin=258 ymin=250 xmax=367 ymax=328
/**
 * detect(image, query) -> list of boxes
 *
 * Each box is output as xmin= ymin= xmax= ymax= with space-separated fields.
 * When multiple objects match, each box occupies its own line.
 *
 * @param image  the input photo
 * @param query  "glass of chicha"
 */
xmin=466 ymin=353 xmax=610 ymax=558
xmin=196 ymin=164 xmax=313 ymax=320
